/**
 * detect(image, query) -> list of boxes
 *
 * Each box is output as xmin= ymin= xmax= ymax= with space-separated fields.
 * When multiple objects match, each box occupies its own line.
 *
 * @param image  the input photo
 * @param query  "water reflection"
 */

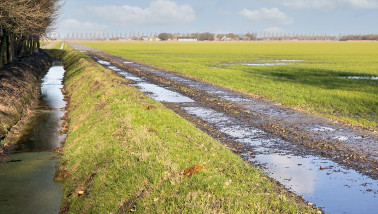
xmin=258 ymin=154 xmax=316 ymax=194
xmin=0 ymin=64 xmax=66 ymax=213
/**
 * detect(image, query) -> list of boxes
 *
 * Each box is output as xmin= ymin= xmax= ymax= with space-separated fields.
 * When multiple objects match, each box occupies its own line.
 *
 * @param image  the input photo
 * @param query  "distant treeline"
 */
xmin=53 ymin=32 xmax=340 ymax=41
xmin=339 ymin=34 xmax=378 ymax=41
xmin=50 ymin=32 xmax=378 ymax=42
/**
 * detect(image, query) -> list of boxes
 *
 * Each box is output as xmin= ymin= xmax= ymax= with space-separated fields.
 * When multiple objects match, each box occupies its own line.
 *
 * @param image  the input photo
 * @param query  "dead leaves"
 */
xmin=183 ymin=164 xmax=204 ymax=178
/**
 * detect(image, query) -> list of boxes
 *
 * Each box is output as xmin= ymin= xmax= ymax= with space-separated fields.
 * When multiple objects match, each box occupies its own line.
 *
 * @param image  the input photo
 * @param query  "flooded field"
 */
xmin=72 ymin=43 xmax=378 ymax=213
xmin=0 ymin=62 xmax=66 ymax=214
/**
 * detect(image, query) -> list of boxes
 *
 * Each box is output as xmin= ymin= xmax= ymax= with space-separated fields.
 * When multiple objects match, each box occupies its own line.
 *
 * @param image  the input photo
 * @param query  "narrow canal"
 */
xmin=73 ymin=44 xmax=377 ymax=214
xmin=0 ymin=49 xmax=66 ymax=213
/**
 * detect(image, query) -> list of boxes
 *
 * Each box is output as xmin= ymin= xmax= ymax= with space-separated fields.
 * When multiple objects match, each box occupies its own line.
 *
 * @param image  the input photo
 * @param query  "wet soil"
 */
xmin=71 ymin=43 xmax=378 ymax=213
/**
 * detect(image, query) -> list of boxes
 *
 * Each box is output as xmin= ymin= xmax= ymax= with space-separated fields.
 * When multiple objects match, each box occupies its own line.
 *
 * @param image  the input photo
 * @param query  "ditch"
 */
xmin=0 ymin=50 xmax=66 ymax=213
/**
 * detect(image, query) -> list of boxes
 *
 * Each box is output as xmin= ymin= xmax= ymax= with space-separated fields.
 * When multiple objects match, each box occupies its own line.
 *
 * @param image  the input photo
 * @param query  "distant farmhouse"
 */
xmin=142 ymin=36 xmax=161 ymax=41
xmin=177 ymin=37 xmax=198 ymax=42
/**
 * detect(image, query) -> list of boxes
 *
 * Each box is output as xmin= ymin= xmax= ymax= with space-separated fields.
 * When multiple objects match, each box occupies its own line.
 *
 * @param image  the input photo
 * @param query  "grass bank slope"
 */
xmin=81 ymin=41 xmax=378 ymax=130
xmin=0 ymin=53 xmax=50 ymax=142
xmin=59 ymin=45 xmax=317 ymax=213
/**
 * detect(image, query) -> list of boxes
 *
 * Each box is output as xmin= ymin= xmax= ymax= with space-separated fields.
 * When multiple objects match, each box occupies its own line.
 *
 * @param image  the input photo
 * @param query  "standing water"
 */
xmin=0 ymin=44 xmax=66 ymax=213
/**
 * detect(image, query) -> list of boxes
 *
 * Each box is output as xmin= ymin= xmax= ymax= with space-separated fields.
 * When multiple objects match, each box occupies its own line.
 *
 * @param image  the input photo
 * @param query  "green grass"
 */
xmin=81 ymin=41 xmax=378 ymax=130
xmin=57 ymin=44 xmax=317 ymax=213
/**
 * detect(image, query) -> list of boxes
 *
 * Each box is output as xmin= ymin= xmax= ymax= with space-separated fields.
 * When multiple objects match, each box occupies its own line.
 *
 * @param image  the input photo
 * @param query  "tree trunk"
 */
xmin=6 ymin=33 xmax=11 ymax=63
xmin=17 ymin=36 xmax=26 ymax=57
xmin=29 ymin=39 xmax=34 ymax=54
xmin=26 ymin=38 xmax=30 ymax=54
xmin=10 ymin=34 xmax=16 ymax=60
xmin=37 ymin=40 xmax=40 ymax=52
xmin=0 ymin=33 xmax=7 ymax=68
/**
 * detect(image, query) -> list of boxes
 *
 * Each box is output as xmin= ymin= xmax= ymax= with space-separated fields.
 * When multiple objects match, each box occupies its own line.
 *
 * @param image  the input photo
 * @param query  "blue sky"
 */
xmin=56 ymin=0 xmax=378 ymax=36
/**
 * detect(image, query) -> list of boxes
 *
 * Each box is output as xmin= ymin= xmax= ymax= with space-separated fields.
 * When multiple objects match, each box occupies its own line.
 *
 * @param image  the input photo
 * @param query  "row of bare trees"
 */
xmin=339 ymin=34 xmax=378 ymax=41
xmin=0 ymin=0 xmax=61 ymax=68
xmin=156 ymin=32 xmax=257 ymax=41
xmin=60 ymin=32 xmax=344 ymax=41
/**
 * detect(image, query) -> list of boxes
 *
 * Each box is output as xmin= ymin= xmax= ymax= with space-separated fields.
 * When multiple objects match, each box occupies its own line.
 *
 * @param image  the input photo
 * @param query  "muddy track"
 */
xmin=71 ymin=43 xmax=378 ymax=180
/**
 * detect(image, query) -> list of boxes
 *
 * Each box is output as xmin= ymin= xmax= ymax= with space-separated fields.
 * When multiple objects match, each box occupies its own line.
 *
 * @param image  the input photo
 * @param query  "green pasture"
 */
xmin=56 ymin=44 xmax=316 ymax=213
xmin=81 ymin=41 xmax=378 ymax=129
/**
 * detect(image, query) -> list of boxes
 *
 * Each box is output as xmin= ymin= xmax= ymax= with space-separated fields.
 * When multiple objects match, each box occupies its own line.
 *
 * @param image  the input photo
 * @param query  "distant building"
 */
xmin=142 ymin=36 xmax=161 ymax=41
xmin=221 ymin=36 xmax=232 ymax=41
xmin=177 ymin=37 xmax=198 ymax=42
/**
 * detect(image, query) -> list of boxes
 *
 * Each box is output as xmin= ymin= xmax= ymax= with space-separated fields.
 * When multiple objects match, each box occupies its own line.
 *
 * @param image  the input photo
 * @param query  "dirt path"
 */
xmin=70 ymin=43 xmax=378 ymax=213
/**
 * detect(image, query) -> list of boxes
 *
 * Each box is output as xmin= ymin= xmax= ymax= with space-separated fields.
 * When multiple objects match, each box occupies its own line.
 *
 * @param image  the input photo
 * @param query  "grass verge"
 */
xmin=80 ymin=41 xmax=378 ymax=130
xmin=58 ymin=44 xmax=318 ymax=213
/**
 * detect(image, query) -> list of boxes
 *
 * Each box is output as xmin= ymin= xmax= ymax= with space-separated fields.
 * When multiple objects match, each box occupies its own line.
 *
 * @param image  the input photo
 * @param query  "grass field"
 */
xmin=81 ymin=41 xmax=378 ymax=130
xmin=56 ymin=44 xmax=317 ymax=213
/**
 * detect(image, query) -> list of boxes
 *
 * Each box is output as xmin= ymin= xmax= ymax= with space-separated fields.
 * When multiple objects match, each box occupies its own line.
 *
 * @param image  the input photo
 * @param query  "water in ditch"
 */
xmin=89 ymin=53 xmax=378 ymax=213
xmin=0 ymin=62 xmax=66 ymax=214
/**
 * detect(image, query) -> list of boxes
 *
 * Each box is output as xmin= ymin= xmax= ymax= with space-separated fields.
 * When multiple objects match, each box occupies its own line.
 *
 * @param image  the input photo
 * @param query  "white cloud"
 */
xmin=238 ymin=8 xmax=294 ymax=25
xmin=60 ymin=19 xmax=108 ymax=33
xmin=280 ymin=0 xmax=336 ymax=11
xmin=275 ymin=0 xmax=378 ymax=11
xmin=82 ymin=0 xmax=195 ymax=27
xmin=340 ymin=0 xmax=378 ymax=9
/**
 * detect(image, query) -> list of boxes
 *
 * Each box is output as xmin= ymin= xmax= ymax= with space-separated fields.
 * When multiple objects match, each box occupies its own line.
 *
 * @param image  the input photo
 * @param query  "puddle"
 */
xmin=251 ymin=153 xmax=377 ymax=214
xmin=244 ymin=63 xmax=291 ymax=66
xmin=183 ymin=106 xmax=378 ymax=213
xmin=333 ymin=136 xmax=349 ymax=141
xmin=311 ymin=126 xmax=336 ymax=132
xmin=136 ymin=83 xmax=195 ymax=103
xmin=234 ymin=59 xmax=305 ymax=66
xmin=340 ymin=76 xmax=378 ymax=80
xmin=108 ymin=66 xmax=122 ymax=72
xmin=93 ymin=58 xmax=195 ymax=103
xmin=0 ymin=63 xmax=66 ymax=213
xmin=97 ymin=60 xmax=111 ymax=65
xmin=118 ymin=72 xmax=144 ymax=82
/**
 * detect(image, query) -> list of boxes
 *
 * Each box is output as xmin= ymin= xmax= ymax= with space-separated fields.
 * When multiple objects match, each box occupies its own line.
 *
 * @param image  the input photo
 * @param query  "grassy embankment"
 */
xmin=58 ymin=44 xmax=317 ymax=213
xmin=0 ymin=52 xmax=51 ymax=143
xmin=81 ymin=41 xmax=378 ymax=130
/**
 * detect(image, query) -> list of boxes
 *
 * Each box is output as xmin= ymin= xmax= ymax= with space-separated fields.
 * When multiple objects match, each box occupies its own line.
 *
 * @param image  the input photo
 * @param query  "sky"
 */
xmin=55 ymin=0 xmax=378 ymax=36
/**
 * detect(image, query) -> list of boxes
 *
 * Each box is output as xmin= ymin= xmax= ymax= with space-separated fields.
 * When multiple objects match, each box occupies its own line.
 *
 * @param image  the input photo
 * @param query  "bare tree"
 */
xmin=0 ymin=0 xmax=62 ymax=67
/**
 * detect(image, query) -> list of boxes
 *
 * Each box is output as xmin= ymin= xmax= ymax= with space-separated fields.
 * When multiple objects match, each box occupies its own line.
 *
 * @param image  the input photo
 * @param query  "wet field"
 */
xmin=72 ymin=43 xmax=377 ymax=213
xmin=0 ymin=60 xmax=66 ymax=214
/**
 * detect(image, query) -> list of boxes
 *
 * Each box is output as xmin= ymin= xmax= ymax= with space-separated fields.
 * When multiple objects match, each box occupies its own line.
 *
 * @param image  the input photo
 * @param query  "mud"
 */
xmin=70 ymin=43 xmax=378 ymax=213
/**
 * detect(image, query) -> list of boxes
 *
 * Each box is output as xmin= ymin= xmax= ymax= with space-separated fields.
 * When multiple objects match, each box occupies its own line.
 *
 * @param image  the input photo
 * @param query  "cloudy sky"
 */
xmin=56 ymin=0 xmax=378 ymax=36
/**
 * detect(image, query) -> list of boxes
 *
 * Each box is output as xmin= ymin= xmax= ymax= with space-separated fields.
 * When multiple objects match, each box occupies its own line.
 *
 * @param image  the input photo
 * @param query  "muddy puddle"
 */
xmin=184 ymin=106 xmax=377 ymax=213
xmin=227 ymin=59 xmax=305 ymax=66
xmin=0 ymin=61 xmax=66 ymax=213
xmin=340 ymin=76 xmax=378 ymax=80
xmin=72 ymin=43 xmax=378 ymax=213
xmin=95 ymin=56 xmax=194 ymax=103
